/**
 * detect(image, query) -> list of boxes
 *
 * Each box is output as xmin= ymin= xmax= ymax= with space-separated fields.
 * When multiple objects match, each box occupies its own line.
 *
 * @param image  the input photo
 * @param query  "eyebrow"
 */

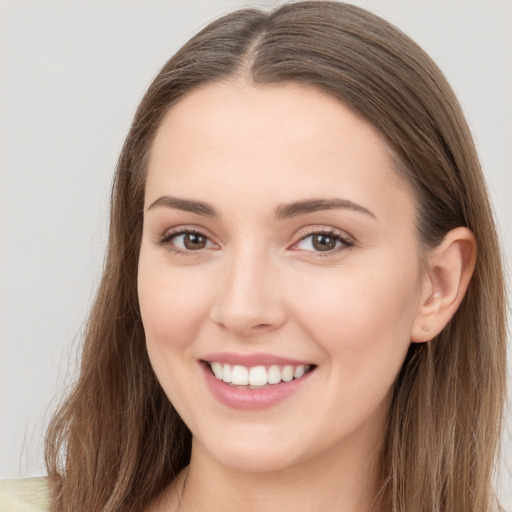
xmin=147 ymin=195 xmax=376 ymax=220
xmin=147 ymin=196 xmax=219 ymax=217
xmin=275 ymin=198 xmax=376 ymax=220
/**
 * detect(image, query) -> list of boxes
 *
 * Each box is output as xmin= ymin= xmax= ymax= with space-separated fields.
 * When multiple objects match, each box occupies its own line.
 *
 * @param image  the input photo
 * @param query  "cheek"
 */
xmin=137 ymin=255 xmax=215 ymax=418
xmin=285 ymin=258 xmax=422 ymax=439
xmin=137 ymin=255 xmax=213 ymax=355
xmin=290 ymin=255 xmax=421 ymax=375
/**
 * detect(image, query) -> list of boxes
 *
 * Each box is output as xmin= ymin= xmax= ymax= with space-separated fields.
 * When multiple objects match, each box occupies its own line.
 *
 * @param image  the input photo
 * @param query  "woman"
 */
xmin=2 ymin=1 xmax=507 ymax=511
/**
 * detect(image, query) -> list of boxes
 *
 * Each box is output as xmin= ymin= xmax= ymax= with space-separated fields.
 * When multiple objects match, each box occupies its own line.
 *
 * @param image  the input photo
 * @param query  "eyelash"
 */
xmin=156 ymin=227 xmax=354 ymax=257
xmin=293 ymin=228 xmax=354 ymax=257
xmin=156 ymin=228 xmax=214 ymax=257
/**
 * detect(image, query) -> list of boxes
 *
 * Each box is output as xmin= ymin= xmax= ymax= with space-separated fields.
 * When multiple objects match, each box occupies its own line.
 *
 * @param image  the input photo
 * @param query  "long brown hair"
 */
xmin=45 ymin=2 xmax=507 ymax=511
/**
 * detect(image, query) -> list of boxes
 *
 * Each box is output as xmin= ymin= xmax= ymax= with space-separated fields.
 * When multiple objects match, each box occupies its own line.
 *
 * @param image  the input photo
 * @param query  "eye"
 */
xmin=157 ymin=229 xmax=217 ymax=254
xmin=294 ymin=230 xmax=353 ymax=254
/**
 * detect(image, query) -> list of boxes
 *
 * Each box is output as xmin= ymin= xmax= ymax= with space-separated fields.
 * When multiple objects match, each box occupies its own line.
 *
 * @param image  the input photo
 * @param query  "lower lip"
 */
xmin=201 ymin=363 xmax=314 ymax=410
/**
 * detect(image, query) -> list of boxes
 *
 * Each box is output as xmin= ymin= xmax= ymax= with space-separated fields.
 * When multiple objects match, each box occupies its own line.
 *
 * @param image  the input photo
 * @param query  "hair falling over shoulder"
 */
xmin=45 ymin=2 xmax=507 ymax=511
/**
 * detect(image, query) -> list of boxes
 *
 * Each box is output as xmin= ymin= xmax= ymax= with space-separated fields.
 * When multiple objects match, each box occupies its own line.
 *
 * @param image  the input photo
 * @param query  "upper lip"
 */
xmin=201 ymin=352 xmax=313 ymax=367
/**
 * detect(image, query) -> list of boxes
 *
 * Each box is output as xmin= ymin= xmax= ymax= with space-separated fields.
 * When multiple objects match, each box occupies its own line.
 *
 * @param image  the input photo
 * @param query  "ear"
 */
xmin=411 ymin=227 xmax=477 ymax=343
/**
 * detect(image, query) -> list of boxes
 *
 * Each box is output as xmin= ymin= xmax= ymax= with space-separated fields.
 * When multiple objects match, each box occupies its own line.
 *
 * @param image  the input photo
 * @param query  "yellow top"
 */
xmin=0 ymin=478 xmax=49 ymax=512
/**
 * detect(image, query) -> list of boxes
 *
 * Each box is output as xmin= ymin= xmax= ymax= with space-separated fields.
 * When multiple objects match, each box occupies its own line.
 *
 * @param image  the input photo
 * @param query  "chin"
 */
xmin=192 ymin=428 xmax=307 ymax=474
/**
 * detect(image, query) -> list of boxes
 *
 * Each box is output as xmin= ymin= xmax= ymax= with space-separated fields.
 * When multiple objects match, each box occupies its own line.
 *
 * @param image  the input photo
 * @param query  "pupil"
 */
xmin=184 ymin=233 xmax=206 ymax=250
xmin=312 ymin=234 xmax=336 ymax=251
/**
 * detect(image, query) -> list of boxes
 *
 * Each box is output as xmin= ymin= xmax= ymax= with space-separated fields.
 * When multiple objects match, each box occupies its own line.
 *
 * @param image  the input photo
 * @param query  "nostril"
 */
xmin=210 ymin=306 xmax=286 ymax=337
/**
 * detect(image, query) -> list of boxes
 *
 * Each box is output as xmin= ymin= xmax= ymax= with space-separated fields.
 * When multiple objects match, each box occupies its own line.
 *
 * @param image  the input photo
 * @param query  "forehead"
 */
xmin=146 ymin=81 xmax=414 ymax=220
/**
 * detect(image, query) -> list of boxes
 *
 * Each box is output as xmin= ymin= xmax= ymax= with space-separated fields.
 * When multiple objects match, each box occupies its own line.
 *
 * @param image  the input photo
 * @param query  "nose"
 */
xmin=209 ymin=248 xmax=286 ymax=338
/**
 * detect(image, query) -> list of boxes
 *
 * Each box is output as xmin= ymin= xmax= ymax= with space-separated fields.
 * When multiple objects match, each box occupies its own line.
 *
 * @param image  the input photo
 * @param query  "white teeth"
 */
xmin=294 ymin=365 xmax=306 ymax=378
xmin=231 ymin=365 xmax=249 ymax=385
xmin=281 ymin=365 xmax=294 ymax=382
xmin=267 ymin=365 xmax=281 ymax=384
xmin=222 ymin=364 xmax=232 ymax=383
xmin=249 ymin=366 xmax=267 ymax=387
xmin=209 ymin=362 xmax=312 ymax=386
xmin=211 ymin=362 xmax=223 ymax=380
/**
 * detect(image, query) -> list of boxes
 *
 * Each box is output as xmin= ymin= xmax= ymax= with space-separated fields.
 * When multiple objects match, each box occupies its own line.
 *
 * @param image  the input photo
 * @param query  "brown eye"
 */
xmin=161 ymin=231 xmax=215 ymax=252
xmin=182 ymin=233 xmax=207 ymax=250
xmin=294 ymin=230 xmax=353 ymax=255
xmin=311 ymin=234 xmax=337 ymax=251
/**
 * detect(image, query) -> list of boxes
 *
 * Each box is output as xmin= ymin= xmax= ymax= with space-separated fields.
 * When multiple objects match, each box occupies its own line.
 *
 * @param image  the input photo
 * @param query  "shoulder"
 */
xmin=0 ymin=477 xmax=50 ymax=512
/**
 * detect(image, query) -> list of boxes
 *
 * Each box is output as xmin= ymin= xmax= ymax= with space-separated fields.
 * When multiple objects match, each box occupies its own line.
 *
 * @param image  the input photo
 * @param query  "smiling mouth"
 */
xmin=203 ymin=361 xmax=316 ymax=388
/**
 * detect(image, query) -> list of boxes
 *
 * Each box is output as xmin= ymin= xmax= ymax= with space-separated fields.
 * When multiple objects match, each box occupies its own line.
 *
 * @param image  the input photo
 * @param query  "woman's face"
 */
xmin=138 ymin=81 xmax=426 ymax=473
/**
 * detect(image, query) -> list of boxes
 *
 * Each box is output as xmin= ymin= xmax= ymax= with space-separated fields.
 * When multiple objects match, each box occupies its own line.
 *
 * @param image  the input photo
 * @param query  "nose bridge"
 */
xmin=211 ymin=243 xmax=285 ymax=336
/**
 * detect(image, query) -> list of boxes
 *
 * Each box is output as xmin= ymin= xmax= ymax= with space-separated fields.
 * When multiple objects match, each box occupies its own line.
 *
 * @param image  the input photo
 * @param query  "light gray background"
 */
xmin=1 ymin=0 xmax=511 ymax=506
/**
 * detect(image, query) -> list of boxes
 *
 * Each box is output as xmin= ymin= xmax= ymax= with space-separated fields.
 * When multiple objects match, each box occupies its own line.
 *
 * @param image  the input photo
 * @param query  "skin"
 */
xmin=138 ymin=81 xmax=475 ymax=512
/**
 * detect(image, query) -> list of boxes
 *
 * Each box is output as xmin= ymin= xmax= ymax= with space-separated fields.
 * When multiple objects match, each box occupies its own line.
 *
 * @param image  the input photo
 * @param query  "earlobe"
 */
xmin=411 ymin=227 xmax=477 ymax=343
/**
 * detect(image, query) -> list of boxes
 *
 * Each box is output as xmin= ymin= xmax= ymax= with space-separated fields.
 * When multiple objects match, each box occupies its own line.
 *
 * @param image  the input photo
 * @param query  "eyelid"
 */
xmin=290 ymin=226 xmax=355 ymax=255
xmin=155 ymin=225 xmax=220 ymax=254
xmin=154 ymin=224 xmax=355 ymax=257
